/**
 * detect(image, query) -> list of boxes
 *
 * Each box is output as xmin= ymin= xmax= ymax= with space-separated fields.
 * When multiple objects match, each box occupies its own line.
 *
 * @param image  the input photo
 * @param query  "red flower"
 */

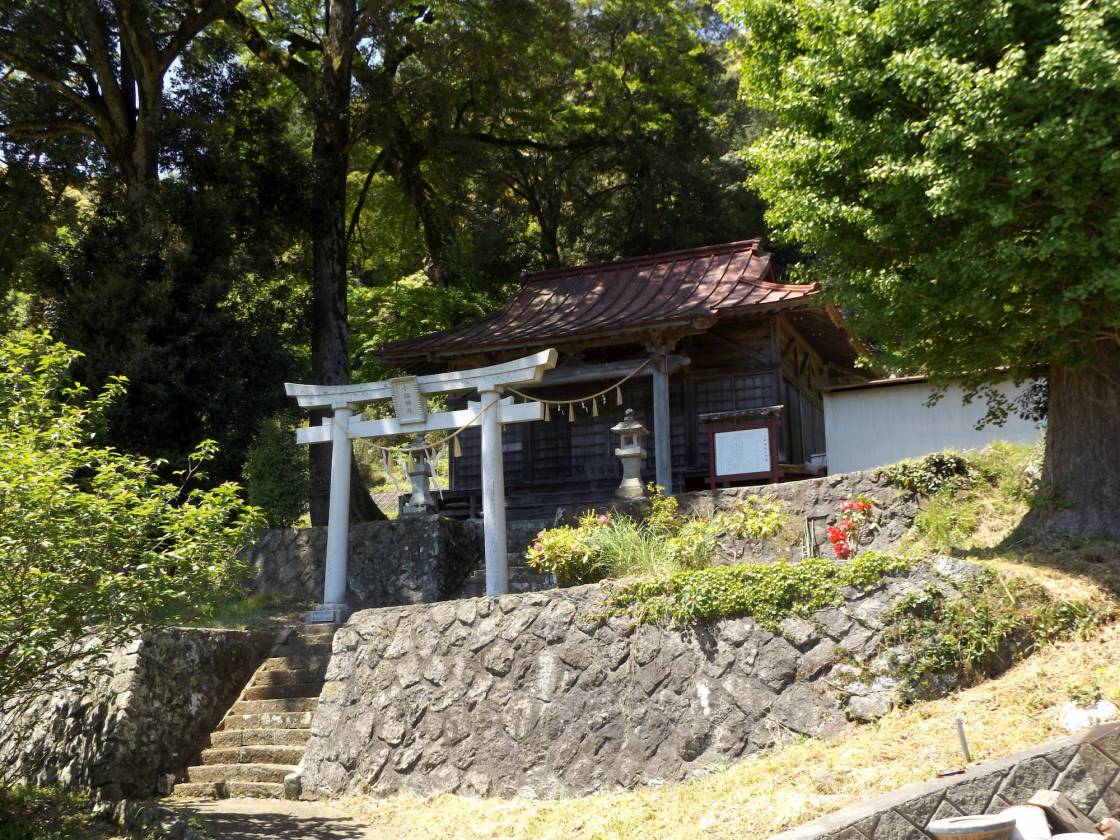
xmin=827 ymin=525 xmax=848 ymax=543
xmin=833 ymin=541 xmax=851 ymax=559
xmin=597 ymin=514 xmax=610 ymax=525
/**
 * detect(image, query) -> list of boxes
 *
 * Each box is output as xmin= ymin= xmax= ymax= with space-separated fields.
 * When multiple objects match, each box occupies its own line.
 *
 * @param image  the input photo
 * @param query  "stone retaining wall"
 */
xmin=773 ymin=722 xmax=1120 ymax=840
xmin=246 ymin=517 xmax=482 ymax=608
xmin=675 ymin=468 xmax=919 ymax=559
xmin=298 ymin=558 xmax=978 ymax=800
xmin=0 ymin=628 xmax=273 ymax=798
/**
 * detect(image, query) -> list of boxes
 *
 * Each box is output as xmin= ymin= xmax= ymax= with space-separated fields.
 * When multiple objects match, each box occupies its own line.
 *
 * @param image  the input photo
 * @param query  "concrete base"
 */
xmin=307 ymin=604 xmax=348 ymax=625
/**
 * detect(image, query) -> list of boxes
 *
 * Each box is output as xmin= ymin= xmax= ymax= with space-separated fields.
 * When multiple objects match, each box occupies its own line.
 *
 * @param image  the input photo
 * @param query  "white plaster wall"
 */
xmin=823 ymin=379 xmax=1044 ymax=475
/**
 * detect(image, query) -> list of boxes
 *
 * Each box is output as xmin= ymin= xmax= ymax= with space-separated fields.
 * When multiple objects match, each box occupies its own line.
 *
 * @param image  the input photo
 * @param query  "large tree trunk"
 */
xmin=307 ymin=114 xmax=351 ymax=525
xmin=1030 ymin=338 xmax=1120 ymax=539
xmin=307 ymin=120 xmax=383 ymax=525
xmin=306 ymin=1 xmax=384 ymax=525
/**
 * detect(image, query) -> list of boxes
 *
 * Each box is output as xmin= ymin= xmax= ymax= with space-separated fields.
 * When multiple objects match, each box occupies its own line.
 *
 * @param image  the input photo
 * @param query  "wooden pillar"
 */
xmin=478 ymin=385 xmax=508 ymax=595
xmin=652 ymin=360 xmax=672 ymax=492
xmin=323 ymin=406 xmax=352 ymax=611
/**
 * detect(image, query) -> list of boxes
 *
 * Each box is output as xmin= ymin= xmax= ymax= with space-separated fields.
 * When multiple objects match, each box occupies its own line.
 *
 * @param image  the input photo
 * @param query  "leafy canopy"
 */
xmin=0 ymin=331 xmax=263 ymax=703
xmin=725 ymin=0 xmax=1120 ymax=383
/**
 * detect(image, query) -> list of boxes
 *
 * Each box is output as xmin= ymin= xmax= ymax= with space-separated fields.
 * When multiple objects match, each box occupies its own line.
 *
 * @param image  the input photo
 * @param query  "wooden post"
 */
xmin=323 ymin=406 xmax=352 ymax=611
xmin=652 ymin=359 xmax=672 ymax=492
xmin=478 ymin=386 xmax=508 ymax=595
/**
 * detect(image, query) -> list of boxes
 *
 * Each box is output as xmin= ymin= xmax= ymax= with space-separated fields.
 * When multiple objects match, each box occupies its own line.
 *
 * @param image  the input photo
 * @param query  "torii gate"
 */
xmin=285 ymin=349 xmax=557 ymax=620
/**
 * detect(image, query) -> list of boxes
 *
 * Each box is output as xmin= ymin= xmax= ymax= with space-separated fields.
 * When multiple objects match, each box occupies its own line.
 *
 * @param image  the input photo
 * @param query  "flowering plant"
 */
xmin=827 ymin=496 xmax=875 ymax=559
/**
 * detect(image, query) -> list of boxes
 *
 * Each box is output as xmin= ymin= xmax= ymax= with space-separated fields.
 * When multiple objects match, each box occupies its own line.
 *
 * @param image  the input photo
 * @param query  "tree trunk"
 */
xmin=306 ymin=0 xmax=384 ymax=525
xmin=1030 ymin=338 xmax=1120 ymax=539
xmin=307 ymin=113 xmax=351 ymax=525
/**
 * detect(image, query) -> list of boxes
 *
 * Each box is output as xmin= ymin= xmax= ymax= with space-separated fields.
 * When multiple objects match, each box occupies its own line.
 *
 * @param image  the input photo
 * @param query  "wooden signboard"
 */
xmin=702 ymin=406 xmax=783 ymax=487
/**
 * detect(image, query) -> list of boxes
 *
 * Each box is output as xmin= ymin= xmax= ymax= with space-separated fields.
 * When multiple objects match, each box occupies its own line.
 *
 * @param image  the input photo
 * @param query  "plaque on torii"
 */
xmin=285 ymin=349 xmax=557 ymax=622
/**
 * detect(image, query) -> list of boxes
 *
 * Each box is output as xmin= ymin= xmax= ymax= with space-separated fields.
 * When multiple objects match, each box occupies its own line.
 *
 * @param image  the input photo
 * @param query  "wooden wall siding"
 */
xmin=446 ymin=320 xmax=829 ymax=493
xmin=781 ymin=376 xmax=826 ymax=465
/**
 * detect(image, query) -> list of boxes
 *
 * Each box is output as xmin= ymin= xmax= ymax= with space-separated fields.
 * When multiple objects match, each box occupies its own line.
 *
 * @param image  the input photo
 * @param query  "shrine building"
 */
xmin=377 ymin=239 xmax=873 ymax=516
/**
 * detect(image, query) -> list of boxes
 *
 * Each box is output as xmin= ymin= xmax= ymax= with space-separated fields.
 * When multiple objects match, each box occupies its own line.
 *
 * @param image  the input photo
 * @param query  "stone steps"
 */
xmin=219 ymin=711 xmax=316 ymax=731
xmin=270 ymin=642 xmax=333 ymax=660
xmin=169 ymin=623 xmax=337 ymax=801
xmin=187 ymin=762 xmax=293 ymax=784
xmin=199 ymin=745 xmax=306 ymax=766
xmin=250 ymin=667 xmax=326 ymax=687
xmin=459 ymin=531 xmax=558 ymax=597
xmin=172 ymin=782 xmax=285 ymax=800
xmin=239 ymin=681 xmax=326 ymax=702
xmin=257 ymin=653 xmax=331 ymax=673
xmin=208 ymin=728 xmax=310 ymax=748
xmin=229 ymin=697 xmax=319 ymax=716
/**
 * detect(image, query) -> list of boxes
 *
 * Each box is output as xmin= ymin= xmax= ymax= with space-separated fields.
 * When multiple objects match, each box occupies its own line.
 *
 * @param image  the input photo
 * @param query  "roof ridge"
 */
xmin=522 ymin=239 xmax=764 ymax=283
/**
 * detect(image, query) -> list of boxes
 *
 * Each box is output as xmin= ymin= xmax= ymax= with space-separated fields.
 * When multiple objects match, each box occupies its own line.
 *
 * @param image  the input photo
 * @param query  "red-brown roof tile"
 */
xmin=378 ymin=240 xmax=819 ymax=361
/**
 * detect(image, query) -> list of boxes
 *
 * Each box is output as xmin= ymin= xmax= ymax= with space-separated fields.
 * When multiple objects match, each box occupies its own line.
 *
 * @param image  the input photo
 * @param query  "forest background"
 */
xmin=0 ymin=0 xmax=768 ymax=524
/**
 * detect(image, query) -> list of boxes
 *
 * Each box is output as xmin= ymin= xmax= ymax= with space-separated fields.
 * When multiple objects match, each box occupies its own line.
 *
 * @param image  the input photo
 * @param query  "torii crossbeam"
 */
xmin=285 ymin=349 xmax=557 ymax=621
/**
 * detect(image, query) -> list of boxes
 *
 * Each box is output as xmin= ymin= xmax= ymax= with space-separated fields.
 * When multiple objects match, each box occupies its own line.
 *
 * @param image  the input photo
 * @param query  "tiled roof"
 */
xmin=378 ymin=240 xmax=820 ymax=361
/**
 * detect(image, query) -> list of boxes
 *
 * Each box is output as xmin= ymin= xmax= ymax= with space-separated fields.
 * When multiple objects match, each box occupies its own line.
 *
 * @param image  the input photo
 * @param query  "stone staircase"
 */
xmin=460 ymin=518 xmax=556 ymax=597
xmin=170 ymin=623 xmax=337 ymax=800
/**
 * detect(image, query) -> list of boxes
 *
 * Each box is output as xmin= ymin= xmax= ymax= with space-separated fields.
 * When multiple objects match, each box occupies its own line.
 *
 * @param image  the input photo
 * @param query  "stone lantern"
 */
xmin=610 ymin=408 xmax=649 ymax=499
xmin=401 ymin=433 xmax=437 ymax=516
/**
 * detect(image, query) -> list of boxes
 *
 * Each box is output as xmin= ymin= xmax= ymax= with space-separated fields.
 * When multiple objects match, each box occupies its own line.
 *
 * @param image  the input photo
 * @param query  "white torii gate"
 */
xmin=285 ymin=349 xmax=557 ymax=620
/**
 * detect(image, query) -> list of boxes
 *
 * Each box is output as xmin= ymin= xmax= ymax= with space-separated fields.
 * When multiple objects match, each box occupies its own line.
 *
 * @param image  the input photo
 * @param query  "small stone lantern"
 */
xmin=400 ymin=433 xmax=437 ymax=516
xmin=610 ymin=408 xmax=649 ymax=499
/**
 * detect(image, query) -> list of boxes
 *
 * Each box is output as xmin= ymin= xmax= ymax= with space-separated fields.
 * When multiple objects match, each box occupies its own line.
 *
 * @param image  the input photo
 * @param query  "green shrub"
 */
xmin=243 ymin=413 xmax=308 ymax=527
xmin=886 ymin=572 xmax=1106 ymax=699
xmin=525 ymin=492 xmax=789 ymax=584
xmin=724 ymin=494 xmax=788 ymax=542
xmin=0 ymin=330 xmax=262 ymax=704
xmin=605 ymin=551 xmax=908 ymax=629
xmin=881 ymin=452 xmax=977 ymax=496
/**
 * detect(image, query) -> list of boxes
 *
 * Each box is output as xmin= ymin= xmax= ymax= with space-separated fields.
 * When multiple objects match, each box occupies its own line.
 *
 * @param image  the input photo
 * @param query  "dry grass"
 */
xmin=338 ymin=446 xmax=1120 ymax=840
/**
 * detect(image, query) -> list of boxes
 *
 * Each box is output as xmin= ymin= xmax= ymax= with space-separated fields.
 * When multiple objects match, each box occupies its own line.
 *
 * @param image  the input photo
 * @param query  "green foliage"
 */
xmin=890 ymin=444 xmax=1040 ymax=552
xmin=886 ymin=572 xmax=1106 ymax=698
xmin=606 ymin=551 xmax=909 ymax=628
xmin=349 ymin=273 xmax=504 ymax=382
xmin=727 ymin=0 xmax=1120 ymax=387
xmin=242 ymin=414 xmax=308 ymax=528
xmin=915 ymin=499 xmax=981 ymax=550
xmin=526 ymin=491 xmax=789 ymax=584
xmin=0 ymin=786 xmax=97 ymax=840
xmin=0 ymin=331 xmax=263 ymax=702
xmin=1066 ymin=670 xmax=1105 ymax=707
xmin=881 ymin=453 xmax=979 ymax=497
xmin=723 ymin=495 xmax=789 ymax=542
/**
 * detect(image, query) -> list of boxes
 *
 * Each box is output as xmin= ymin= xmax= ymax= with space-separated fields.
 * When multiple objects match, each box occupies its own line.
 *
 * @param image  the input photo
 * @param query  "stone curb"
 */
xmin=769 ymin=722 xmax=1120 ymax=840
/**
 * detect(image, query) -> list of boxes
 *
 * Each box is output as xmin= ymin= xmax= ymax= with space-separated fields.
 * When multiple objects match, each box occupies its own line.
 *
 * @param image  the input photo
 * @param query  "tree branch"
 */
xmin=345 ymin=148 xmax=386 ymax=251
xmin=0 ymin=44 xmax=92 ymax=115
xmin=159 ymin=0 xmax=237 ymax=75
xmin=461 ymin=130 xmax=622 ymax=153
xmin=223 ymin=5 xmax=318 ymax=101
xmin=2 ymin=119 xmax=100 ymax=142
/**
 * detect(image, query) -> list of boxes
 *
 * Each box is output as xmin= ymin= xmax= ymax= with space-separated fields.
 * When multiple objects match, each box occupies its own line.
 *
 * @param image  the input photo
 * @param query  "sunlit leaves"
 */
xmin=0 ymin=331 xmax=263 ymax=702
xmin=725 ymin=0 xmax=1120 ymax=382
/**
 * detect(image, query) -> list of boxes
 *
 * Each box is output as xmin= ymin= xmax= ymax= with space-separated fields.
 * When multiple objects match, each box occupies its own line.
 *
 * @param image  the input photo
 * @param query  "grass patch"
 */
xmin=0 ymin=786 xmax=119 ymax=840
xmin=527 ymin=492 xmax=787 ymax=585
xmin=885 ymin=570 xmax=1109 ymax=701
xmin=159 ymin=590 xmax=309 ymax=630
xmin=605 ymin=551 xmax=908 ymax=629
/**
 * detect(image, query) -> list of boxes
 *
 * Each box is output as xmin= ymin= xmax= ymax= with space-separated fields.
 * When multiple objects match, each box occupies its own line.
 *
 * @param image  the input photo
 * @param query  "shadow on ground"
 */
xmin=178 ymin=799 xmax=379 ymax=840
